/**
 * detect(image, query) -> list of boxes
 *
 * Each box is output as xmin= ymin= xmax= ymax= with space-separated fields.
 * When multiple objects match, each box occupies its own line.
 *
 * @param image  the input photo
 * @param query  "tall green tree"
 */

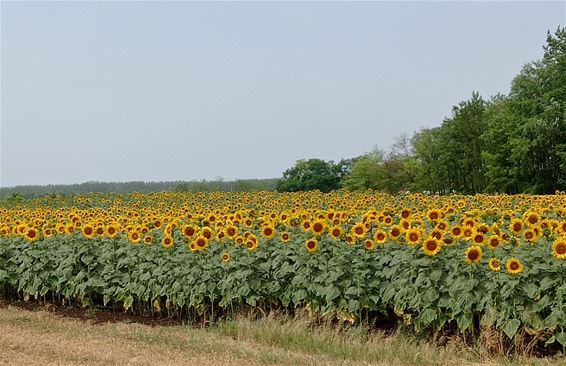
xmin=412 ymin=92 xmax=487 ymax=193
xmin=411 ymin=128 xmax=445 ymax=192
xmin=341 ymin=150 xmax=386 ymax=191
xmin=481 ymin=95 xmax=521 ymax=193
xmin=506 ymin=27 xmax=566 ymax=193
xmin=384 ymin=133 xmax=419 ymax=193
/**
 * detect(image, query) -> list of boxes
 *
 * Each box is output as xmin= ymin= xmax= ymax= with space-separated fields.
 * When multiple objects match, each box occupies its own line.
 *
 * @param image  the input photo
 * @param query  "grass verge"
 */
xmin=0 ymin=305 xmax=563 ymax=366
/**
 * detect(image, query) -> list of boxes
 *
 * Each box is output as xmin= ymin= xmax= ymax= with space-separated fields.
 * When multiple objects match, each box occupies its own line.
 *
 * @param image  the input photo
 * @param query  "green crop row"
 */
xmin=1 ymin=234 xmax=565 ymax=350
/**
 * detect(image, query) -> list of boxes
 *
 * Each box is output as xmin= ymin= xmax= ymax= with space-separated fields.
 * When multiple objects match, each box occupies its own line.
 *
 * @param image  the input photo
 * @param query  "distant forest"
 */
xmin=0 ymin=179 xmax=279 ymax=199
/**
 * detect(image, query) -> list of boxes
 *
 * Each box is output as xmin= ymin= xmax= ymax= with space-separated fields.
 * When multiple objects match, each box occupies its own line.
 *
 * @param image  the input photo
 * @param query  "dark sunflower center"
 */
xmin=426 ymin=241 xmax=437 ymax=251
xmin=468 ymin=250 xmax=479 ymax=261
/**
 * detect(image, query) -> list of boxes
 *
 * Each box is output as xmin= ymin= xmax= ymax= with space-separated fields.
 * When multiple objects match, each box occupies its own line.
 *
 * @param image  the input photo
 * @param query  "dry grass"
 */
xmin=0 ymin=305 xmax=563 ymax=366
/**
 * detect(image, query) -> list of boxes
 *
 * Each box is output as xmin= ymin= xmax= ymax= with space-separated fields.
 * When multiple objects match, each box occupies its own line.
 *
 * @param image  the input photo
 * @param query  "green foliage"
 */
xmin=412 ymin=92 xmax=488 ymax=194
xmin=1 ymin=232 xmax=565 ymax=348
xmin=277 ymin=159 xmax=349 ymax=193
xmin=342 ymin=136 xmax=418 ymax=194
xmin=341 ymin=150 xmax=386 ymax=191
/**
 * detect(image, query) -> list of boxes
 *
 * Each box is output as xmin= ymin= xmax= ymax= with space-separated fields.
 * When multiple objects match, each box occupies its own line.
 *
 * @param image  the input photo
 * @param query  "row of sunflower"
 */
xmin=1 ymin=191 xmax=566 ymax=346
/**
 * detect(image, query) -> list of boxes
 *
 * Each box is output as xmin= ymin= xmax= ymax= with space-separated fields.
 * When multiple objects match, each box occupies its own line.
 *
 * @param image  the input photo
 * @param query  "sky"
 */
xmin=1 ymin=1 xmax=565 ymax=187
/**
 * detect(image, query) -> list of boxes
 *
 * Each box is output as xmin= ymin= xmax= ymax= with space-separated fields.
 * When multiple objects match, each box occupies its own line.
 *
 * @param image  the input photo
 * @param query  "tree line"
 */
xmin=0 ymin=179 xmax=280 ymax=199
xmin=277 ymin=28 xmax=566 ymax=195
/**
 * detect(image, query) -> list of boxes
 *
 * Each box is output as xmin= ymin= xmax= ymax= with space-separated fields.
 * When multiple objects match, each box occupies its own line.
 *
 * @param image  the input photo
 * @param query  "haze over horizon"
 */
xmin=1 ymin=1 xmax=565 ymax=188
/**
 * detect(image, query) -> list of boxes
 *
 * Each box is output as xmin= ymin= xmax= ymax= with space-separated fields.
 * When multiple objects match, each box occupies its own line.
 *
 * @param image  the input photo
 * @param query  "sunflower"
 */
xmin=329 ymin=226 xmax=343 ymax=240
xmin=280 ymin=231 xmax=291 ymax=243
xmin=221 ymin=251 xmax=231 ymax=262
xmin=161 ymin=235 xmax=174 ymax=249
xmin=435 ymin=220 xmax=448 ymax=231
xmin=105 ymin=224 xmax=119 ymax=238
xmin=65 ymin=224 xmax=75 ymax=235
xmin=193 ymin=235 xmax=209 ymax=251
xmin=54 ymin=223 xmax=65 ymax=235
xmin=462 ymin=227 xmax=474 ymax=239
xmin=406 ymin=228 xmax=422 ymax=245
xmin=551 ymin=237 xmax=566 ymax=260
xmin=305 ymin=238 xmax=318 ymax=253
xmin=351 ymin=223 xmax=367 ymax=238
xmin=201 ymin=227 xmax=213 ymax=240
xmin=42 ymin=227 xmax=54 ymax=238
xmin=24 ymin=227 xmax=40 ymax=242
xmin=509 ymin=219 xmax=524 ymax=235
xmin=345 ymin=235 xmax=356 ymax=245
xmin=426 ymin=209 xmax=441 ymax=222
xmin=143 ymin=235 xmax=153 ymax=245
xmin=430 ymin=228 xmax=443 ymax=240
xmin=422 ymin=237 xmax=441 ymax=256
xmin=390 ymin=225 xmax=402 ymax=240
xmin=374 ymin=229 xmax=388 ymax=244
xmin=128 ymin=230 xmax=141 ymax=244
xmin=506 ymin=257 xmax=524 ymax=275
xmin=94 ymin=226 xmax=105 ymax=236
xmin=311 ymin=219 xmax=327 ymax=236
xmin=301 ymin=220 xmax=312 ymax=232
xmin=81 ymin=224 xmax=95 ymax=239
xmin=400 ymin=208 xmax=411 ymax=219
xmin=523 ymin=229 xmax=538 ymax=243
xmin=246 ymin=239 xmax=258 ymax=251
xmin=472 ymin=231 xmax=485 ymax=246
xmin=487 ymin=235 xmax=502 ymax=250
xmin=224 ymin=225 xmax=238 ymax=239
xmin=465 ymin=246 xmax=483 ymax=264
xmin=442 ymin=235 xmax=454 ymax=245
xmin=488 ymin=258 xmax=501 ymax=272
xmin=181 ymin=225 xmax=197 ymax=239
xmin=450 ymin=225 xmax=463 ymax=238
xmin=364 ymin=239 xmax=376 ymax=251
xmin=216 ymin=230 xmax=225 ymax=241
xmin=16 ymin=223 xmax=27 ymax=235
xmin=525 ymin=211 xmax=540 ymax=226
xmin=261 ymin=225 xmax=276 ymax=239
xmin=0 ymin=226 xmax=9 ymax=237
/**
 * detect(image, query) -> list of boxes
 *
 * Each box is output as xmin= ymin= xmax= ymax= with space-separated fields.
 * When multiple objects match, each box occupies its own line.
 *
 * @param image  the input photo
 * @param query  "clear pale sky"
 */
xmin=1 ymin=1 xmax=565 ymax=187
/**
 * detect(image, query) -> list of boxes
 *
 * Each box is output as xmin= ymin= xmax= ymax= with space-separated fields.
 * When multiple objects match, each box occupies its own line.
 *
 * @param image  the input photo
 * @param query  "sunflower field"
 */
xmin=1 ymin=191 xmax=566 ymax=349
